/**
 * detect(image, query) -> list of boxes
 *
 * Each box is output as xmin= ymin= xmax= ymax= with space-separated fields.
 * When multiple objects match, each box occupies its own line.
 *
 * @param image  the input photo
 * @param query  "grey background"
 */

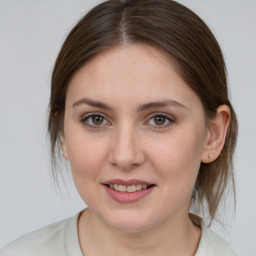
xmin=0 ymin=1 xmax=255 ymax=255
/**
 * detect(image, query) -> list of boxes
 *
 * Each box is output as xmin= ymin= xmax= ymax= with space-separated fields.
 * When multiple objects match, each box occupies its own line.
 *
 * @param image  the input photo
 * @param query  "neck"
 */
xmin=78 ymin=209 xmax=201 ymax=256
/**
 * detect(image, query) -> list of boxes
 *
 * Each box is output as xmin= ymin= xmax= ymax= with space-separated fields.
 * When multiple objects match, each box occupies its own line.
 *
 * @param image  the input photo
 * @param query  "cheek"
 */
xmin=151 ymin=136 xmax=203 ymax=212
xmin=148 ymin=128 xmax=205 ymax=188
xmin=68 ymin=140 xmax=107 ymax=174
xmin=64 ymin=127 xmax=110 ymax=186
xmin=65 ymin=136 xmax=109 ymax=204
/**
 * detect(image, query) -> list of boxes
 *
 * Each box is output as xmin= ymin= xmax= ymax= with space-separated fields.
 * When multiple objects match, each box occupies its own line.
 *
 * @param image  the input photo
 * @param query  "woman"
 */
xmin=1 ymin=0 xmax=238 ymax=255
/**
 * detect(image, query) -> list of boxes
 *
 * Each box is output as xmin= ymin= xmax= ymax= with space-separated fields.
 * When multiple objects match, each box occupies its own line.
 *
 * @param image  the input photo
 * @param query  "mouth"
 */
xmin=102 ymin=179 xmax=156 ymax=203
xmin=105 ymin=183 xmax=155 ymax=193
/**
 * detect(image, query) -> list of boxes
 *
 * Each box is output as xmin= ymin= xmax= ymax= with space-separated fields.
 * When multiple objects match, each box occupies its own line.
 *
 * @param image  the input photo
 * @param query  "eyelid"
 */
xmin=80 ymin=112 xmax=111 ymax=128
xmin=145 ymin=112 xmax=175 ymax=128
xmin=146 ymin=112 xmax=175 ymax=121
xmin=80 ymin=111 xmax=175 ymax=129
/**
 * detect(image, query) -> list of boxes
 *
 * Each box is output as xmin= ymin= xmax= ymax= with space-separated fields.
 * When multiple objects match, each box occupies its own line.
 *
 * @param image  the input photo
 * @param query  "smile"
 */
xmin=103 ymin=179 xmax=156 ymax=203
xmin=108 ymin=184 xmax=149 ymax=193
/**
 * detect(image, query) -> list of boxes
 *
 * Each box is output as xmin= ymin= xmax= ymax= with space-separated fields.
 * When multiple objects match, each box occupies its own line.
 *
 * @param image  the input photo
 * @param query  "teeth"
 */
xmin=136 ymin=184 xmax=142 ymax=190
xmin=127 ymin=184 xmax=136 ymax=192
xmin=109 ymin=184 xmax=150 ymax=192
xmin=118 ymin=185 xmax=126 ymax=192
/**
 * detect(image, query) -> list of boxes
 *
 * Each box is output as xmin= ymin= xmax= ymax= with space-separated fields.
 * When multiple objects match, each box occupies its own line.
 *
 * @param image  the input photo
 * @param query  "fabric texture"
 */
xmin=0 ymin=211 xmax=237 ymax=256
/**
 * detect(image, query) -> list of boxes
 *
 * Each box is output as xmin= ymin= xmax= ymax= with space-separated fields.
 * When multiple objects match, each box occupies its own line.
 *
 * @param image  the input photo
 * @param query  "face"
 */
xmin=62 ymin=44 xmax=210 ymax=232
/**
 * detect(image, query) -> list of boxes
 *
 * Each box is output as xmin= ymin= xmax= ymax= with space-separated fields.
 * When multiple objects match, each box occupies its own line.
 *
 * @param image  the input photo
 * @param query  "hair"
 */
xmin=48 ymin=0 xmax=238 ymax=223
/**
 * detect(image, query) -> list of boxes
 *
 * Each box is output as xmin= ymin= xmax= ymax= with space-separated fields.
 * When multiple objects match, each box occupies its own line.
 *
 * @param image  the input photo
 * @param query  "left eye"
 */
xmin=81 ymin=114 xmax=109 ymax=127
xmin=148 ymin=115 xmax=173 ymax=127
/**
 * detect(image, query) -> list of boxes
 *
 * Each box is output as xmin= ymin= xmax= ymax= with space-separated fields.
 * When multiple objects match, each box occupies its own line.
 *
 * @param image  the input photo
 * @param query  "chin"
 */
xmin=110 ymin=219 xmax=152 ymax=233
xmin=101 ymin=209 xmax=156 ymax=233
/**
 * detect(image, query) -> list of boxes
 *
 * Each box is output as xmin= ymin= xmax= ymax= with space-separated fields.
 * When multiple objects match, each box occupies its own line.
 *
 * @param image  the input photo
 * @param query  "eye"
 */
xmin=81 ymin=114 xmax=109 ymax=128
xmin=147 ymin=114 xmax=174 ymax=128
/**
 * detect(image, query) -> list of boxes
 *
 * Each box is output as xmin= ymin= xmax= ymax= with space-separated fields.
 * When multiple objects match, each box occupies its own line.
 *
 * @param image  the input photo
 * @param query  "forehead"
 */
xmin=66 ymin=44 xmax=202 ymax=111
xmin=70 ymin=44 xmax=176 ymax=87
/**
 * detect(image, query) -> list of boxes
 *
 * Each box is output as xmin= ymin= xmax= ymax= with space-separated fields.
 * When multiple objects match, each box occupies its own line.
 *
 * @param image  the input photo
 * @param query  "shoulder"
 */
xmin=194 ymin=217 xmax=238 ymax=256
xmin=0 ymin=213 xmax=81 ymax=256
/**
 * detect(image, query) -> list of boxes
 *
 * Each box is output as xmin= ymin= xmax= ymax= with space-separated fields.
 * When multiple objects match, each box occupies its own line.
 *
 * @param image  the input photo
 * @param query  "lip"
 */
xmin=103 ymin=179 xmax=152 ymax=186
xmin=102 ymin=179 xmax=156 ymax=203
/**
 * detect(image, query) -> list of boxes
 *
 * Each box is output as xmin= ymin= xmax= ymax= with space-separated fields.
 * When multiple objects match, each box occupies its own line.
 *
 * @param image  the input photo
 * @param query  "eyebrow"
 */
xmin=72 ymin=97 xmax=187 ymax=111
xmin=72 ymin=98 xmax=111 ymax=110
xmin=138 ymin=100 xmax=188 ymax=111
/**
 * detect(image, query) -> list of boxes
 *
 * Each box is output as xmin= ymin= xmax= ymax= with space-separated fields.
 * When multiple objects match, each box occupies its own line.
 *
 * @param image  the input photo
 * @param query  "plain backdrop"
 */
xmin=0 ymin=1 xmax=255 ymax=254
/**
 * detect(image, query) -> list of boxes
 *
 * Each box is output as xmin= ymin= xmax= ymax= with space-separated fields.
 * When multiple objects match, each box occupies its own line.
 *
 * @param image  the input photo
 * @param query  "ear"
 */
xmin=60 ymin=135 xmax=69 ymax=161
xmin=201 ymin=105 xmax=231 ymax=163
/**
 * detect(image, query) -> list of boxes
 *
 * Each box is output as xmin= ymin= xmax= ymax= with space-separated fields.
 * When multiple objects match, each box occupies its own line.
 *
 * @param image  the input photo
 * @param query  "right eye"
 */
xmin=81 ymin=114 xmax=109 ymax=128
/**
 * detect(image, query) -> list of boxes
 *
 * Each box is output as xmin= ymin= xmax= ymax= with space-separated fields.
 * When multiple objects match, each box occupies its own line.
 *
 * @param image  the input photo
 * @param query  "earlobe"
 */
xmin=61 ymin=137 xmax=69 ymax=161
xmin=201 ymin=105 xmax=231 ymax=163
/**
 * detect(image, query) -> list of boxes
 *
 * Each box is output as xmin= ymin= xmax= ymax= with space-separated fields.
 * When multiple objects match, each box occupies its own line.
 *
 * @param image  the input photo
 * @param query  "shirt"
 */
xmin=0 ymin=212 xmax=238 ymax=256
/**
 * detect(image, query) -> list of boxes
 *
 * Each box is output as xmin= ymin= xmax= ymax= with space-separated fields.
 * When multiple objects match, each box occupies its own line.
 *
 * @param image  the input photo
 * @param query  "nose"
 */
xmin=108 ymin=123 xmax=145 ymax=170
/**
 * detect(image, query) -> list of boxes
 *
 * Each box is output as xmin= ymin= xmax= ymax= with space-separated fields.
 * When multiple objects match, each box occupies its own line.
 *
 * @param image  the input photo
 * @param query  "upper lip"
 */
xmin=103 ymin=179 xmax=153 ymax=186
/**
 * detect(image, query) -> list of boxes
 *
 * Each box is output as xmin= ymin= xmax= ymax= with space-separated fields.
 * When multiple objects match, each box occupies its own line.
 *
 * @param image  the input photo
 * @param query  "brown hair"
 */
xmin=48 ymin=0 xmax=238 ymax=222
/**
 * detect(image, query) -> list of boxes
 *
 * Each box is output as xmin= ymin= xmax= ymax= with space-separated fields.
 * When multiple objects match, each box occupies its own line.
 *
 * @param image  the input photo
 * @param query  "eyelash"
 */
xmin=146 ymin=113 xmax=175 ymax=128
xmin=80 ymin=112 xmax=175 ymax=129
xmin=80 ymin=112 xmax=110 ymax=129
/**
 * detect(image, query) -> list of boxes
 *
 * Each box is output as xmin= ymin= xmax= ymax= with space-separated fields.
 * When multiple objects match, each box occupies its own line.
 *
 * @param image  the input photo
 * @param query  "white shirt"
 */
xmin=0 ymin=212 xmax=237 ymax=256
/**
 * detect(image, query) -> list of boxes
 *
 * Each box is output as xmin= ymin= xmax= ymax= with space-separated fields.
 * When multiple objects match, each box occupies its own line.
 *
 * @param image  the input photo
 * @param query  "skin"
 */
xmin=61 ymin=44 xmax=230 ymax=256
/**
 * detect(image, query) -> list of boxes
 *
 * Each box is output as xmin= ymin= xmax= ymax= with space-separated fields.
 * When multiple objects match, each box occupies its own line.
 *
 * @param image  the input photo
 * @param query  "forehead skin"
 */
xmin=66 ymin=44 xmax=205 ymax=122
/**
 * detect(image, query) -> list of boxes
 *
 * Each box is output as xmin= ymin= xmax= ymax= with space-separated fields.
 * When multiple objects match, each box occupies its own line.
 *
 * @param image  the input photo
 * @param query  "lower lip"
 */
xmin=103 ymin=185 xmax=155 ymax=203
